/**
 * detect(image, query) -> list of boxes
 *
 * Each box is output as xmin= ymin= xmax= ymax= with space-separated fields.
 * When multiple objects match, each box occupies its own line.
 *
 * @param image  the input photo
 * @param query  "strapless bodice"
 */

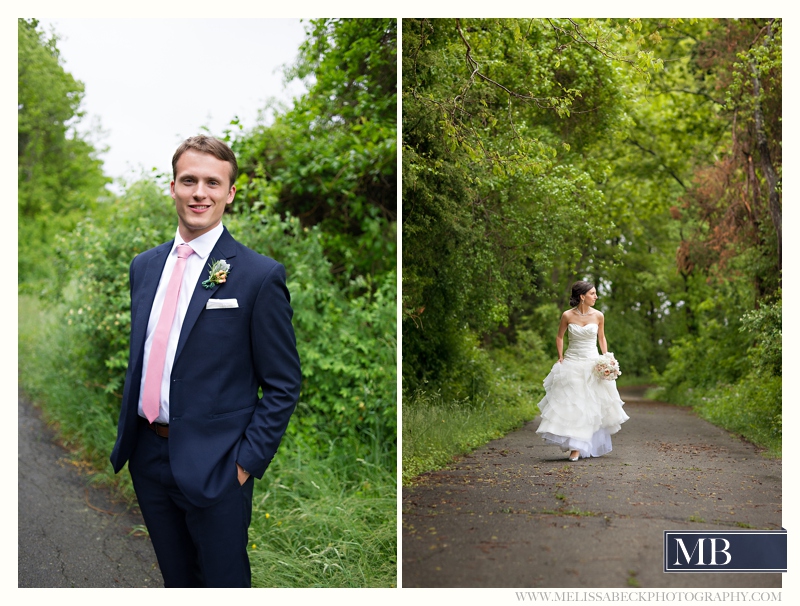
xmin=564 ymin=323 xmax=599 ymax=361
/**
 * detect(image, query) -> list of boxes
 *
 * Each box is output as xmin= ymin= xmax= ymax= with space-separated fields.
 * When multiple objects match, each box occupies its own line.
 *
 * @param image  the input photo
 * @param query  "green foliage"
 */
xmin=657 ymin=289 xmax=781 ymax=455
xmin=232 ymin=18 xmax=396 ymax=283
xmin=248 ymin=437 xmax=396 ymax=587
xmin=402 ymin=334 xmax=550 ymax=483
xmin=646 ymin=19 xmax=782 ymax=456
xmin=655 ymin=371 xmax=781 ymax=459
xmin=579 ymin=19 xmax=732 ymax=376
xmin=224 ymin=208 xmax=396 ymax=459
xmin=693 ymin=376 xmax=781 ymax=457
xmin=55 ymin=181 xmax=175 ymax=397
xmin=402 ymin=18 xmax=651 ymax=392
xmin=228 ymin=20 xmax=399 ymax=455
xmin=659 ymin=311 xmax=749 ymax=394
xmin=18 ymin=19 xmax=110 ymax=294
xmin=403 ymin=390 xmax=537 ymax=484
xmin=402 ymin=388 xmax=538 ymax=485
xmin=19 ymin=295 xmax=126 ymax=489
xmin=225 ymin=20 xmax=398 ymax=461
xmin=739 ymin=294 xmax=781 ymax=378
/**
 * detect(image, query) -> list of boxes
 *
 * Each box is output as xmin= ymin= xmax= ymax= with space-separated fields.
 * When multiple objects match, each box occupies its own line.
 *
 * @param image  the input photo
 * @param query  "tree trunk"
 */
xmin=751 ymin=24 xmax=782 ymax=276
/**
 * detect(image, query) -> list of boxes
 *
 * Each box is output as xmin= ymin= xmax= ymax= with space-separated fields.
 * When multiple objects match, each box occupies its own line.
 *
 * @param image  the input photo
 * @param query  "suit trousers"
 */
xmin=129 ymin=419 xmax=254 ymax=587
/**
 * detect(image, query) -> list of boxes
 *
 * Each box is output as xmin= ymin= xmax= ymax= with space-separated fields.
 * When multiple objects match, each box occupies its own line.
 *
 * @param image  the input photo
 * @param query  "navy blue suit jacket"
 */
xmin=110 ymin=227 xmax=301 ymax=507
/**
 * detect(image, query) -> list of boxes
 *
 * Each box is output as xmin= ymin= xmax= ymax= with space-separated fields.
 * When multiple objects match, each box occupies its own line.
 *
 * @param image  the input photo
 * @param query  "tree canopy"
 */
xmin=18 ymin=18 xmax=109 ymax=293
xmin=232 ymin=18 xmax=397 ymax=283
xmin=403 ymin=18 xmax=661 ymax=387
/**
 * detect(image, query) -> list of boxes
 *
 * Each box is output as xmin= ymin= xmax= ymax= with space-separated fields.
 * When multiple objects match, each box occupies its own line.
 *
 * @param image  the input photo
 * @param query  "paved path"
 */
xmin=18 ymin=394 xmax=163 ymax=587
xmin=402 ymin=387 xmax=782 ymax=588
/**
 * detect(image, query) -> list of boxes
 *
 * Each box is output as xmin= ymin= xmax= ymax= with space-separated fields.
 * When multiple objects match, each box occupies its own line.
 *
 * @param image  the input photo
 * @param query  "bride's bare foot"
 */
xmin=568 ymin=450 xmax=580 ymax=461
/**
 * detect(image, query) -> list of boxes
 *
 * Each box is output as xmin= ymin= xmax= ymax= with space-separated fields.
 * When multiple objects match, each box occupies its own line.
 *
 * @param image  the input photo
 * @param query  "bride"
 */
xmin=535 ymin=281 xmax=629 ymax=461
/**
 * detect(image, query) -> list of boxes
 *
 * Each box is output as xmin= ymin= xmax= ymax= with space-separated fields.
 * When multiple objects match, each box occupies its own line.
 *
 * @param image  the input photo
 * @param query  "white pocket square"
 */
xmin=206 ymin=298 xmax=239 ymax=309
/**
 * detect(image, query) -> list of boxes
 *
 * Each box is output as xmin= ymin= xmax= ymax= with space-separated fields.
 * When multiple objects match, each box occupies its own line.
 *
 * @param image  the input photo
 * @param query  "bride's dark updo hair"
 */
xmin=569 ymin=281 xmax=595 ymax=307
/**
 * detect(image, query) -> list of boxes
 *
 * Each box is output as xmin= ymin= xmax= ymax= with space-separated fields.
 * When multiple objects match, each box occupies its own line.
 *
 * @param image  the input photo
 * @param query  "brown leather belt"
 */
xmin=141 ymin=417 xmax=169 ymax=438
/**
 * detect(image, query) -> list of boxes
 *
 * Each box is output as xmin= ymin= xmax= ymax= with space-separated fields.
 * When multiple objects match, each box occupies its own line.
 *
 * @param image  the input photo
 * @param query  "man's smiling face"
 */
xmin=170 ymin=149 xmax=236 ymax=242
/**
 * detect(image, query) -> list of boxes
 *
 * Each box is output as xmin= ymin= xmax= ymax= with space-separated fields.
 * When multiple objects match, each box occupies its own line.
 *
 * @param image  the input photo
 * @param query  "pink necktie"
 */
xmin=142 ymin=243 xmax=194 ymax=423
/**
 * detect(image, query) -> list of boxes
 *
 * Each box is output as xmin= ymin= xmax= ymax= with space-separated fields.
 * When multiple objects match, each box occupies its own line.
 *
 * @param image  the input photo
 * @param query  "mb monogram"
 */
xmin=663 ymin=530 xmax=786 ymax=573
xmin=671 ymin=536 xmax=732 ymax=566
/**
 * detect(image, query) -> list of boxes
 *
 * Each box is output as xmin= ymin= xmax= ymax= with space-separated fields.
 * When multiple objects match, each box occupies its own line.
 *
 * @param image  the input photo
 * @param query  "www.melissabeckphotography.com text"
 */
xmin=514 ymin=591 xmax=782 ymax=602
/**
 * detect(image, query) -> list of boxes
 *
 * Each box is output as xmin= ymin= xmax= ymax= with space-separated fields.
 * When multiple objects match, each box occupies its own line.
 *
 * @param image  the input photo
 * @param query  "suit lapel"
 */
xmin=130 ymin=242 xmax=172 ymax=362
xmin=174 ymin=227 xmax=239 ymax=363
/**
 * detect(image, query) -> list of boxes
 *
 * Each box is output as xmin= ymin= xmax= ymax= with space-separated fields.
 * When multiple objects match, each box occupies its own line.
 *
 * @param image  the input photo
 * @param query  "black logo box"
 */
xmin=664 ymin=529 xmax=786 ymax=573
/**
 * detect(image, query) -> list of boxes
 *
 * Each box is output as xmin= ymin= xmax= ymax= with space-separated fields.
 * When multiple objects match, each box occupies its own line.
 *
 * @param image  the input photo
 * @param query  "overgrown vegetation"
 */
xmin=402 ymin=18 xmax=781 ymax=480
xmin=18 ymin=19 xmax=110 ymax=296
xmin=18 ymin=18 xmax=396 ymax=587
xmin=402 ymin=338 xmax=549 ymax=483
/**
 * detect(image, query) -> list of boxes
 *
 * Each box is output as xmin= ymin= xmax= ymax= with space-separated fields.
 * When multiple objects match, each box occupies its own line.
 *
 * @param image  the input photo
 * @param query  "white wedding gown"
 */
xmin=536 ymin=323 xmax=629 ymax=458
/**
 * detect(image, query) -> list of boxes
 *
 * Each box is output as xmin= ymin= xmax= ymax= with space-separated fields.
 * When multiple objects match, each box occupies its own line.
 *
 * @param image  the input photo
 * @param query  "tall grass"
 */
xmin=402 ymin=389 xmax=540 ymax=484
xmin=19 ymin=295 xmax=125 ymax=488
xmin=696 ymin=378 xmax=781 ymax=457
xmin=249 ymin=444 xmax=395 ymax=587
xmin=402 ymin=332 xmax=550 ymax=484
xmin=19 ymin=295 xmax=396 ymax=587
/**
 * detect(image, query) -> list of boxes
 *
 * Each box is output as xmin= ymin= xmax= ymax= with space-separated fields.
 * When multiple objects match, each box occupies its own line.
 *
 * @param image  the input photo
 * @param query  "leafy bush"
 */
xmin=659 ymin=298 xmax=751 ymax=397
xmin=232 ymin=18 xmax=397 ymax=284
xmin=54 ymin=181 xmax=175 ymax=397
xmin=739 ymin=293 xmax=781 ymax=378
xmin=694 ymin=377 xmax=781 ymax=456
xmin=225 ymin=208 xmax=396 ymax=461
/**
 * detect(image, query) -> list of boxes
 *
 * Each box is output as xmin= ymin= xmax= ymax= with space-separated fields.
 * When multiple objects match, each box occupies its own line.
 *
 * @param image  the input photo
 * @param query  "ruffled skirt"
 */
xmin=535 ymin=356 xmax=628 ymax=458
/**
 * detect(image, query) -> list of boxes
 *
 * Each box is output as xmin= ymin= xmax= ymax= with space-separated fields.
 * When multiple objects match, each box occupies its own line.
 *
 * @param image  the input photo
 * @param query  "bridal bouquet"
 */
xmin=593 ymin=352 xmax=621 ymax=381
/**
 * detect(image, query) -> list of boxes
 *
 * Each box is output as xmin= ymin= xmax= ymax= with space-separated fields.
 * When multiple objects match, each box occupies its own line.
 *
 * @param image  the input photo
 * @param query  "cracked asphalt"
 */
xmin=402 ymin=386 xmax=782 ymax=588
xmin=18 ymin=394 xmax=162 ymax=587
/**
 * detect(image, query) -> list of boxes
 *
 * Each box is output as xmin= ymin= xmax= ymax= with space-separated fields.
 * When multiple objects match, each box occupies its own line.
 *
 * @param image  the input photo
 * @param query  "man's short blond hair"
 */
xmin=172 ymin=135 xmax=238 ymax=188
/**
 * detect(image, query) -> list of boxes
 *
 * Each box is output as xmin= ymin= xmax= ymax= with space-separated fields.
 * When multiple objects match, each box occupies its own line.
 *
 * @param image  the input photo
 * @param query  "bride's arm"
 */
xmin=556 ymin=312 xmax=569 ymax=363
xmin=597 ymin=312 xmax=608 ymax=354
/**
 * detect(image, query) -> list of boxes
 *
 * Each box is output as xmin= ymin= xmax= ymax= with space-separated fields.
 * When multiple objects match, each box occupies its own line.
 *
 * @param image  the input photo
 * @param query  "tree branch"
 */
xmin=455 ymin=18 xmax=562 ymax=109
xmin=628 ymin=139 xmax=687 ymax=190
xmin=658 ymin=88 xmax=725 ymax=106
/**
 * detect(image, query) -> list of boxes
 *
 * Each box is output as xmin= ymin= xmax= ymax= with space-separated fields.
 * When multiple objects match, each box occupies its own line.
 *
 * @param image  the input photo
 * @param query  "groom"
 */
xmin=110 ymin=135 xmax=302 ymax=587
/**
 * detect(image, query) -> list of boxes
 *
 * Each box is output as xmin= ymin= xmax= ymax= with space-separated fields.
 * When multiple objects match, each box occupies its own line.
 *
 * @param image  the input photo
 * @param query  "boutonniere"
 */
xmin=202 ymin=258 xmax=231 ymax=289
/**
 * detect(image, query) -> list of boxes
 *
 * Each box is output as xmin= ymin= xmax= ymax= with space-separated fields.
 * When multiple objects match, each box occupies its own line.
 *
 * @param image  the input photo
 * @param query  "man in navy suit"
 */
xmin=110 ymin=135 xmax=301 ymax=587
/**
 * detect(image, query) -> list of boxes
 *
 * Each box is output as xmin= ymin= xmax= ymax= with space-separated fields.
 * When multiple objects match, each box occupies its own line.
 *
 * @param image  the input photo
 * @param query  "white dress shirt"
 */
xmin=137 ymin=223 xmax=224 ymax=423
